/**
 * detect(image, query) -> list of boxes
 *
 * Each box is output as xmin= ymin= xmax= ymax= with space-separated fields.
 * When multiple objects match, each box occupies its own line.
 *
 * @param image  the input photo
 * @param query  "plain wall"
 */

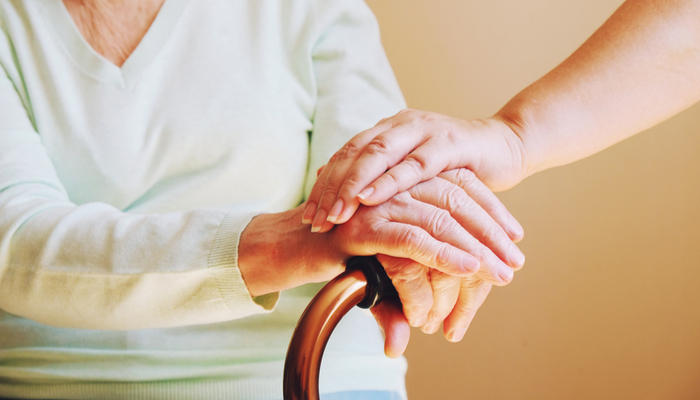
xmin=365 ymin=1 xmax=700 ymax=399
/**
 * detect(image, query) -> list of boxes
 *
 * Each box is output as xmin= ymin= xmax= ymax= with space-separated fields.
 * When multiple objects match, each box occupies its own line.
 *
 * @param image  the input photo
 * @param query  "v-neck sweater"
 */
xmin=0 ymin=0 xmax=407 ymax=399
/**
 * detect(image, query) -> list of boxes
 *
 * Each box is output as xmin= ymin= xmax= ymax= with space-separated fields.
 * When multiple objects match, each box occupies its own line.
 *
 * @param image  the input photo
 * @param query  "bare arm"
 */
xmin=502 ymin=0 xmax=700 ymax=176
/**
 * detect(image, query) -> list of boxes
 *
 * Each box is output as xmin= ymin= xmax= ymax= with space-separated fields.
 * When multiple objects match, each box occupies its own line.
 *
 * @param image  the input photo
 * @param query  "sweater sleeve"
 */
xmin=0 ymin=62 xmax=278 ymax=330
xmin=303 ymin=0 xmax=406 ymax=197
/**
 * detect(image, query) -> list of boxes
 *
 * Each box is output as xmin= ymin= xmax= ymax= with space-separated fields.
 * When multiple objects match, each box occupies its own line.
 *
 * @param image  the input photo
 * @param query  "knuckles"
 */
xmin=364 ymin=135 xmax=393 ymax=156
xmin=394 ymin=227 xmax=428 ymax=257
xmin=481 ymin=223 xmax=507 ymax=247
xmin=335 ymin=140 xmax=364 ymax=161
xmin=338 ymin=176 xmax=362 ymax=195
xmin=450 ymin=168 xmax=478 ymax=188
xmin=433 ymin=245 xmax=455 ymax=270
xmin=426 ymin=208 xmax=454 ymax=238
xmin=437 ymin=181 xmax=467 ymax=210
xmin=450 ymin=302 xmax=476 ymax=321
xmin=387 ymin=260 xmax=428 ymax=285
xmin=401 ymin=153 xmax=430 ymax=179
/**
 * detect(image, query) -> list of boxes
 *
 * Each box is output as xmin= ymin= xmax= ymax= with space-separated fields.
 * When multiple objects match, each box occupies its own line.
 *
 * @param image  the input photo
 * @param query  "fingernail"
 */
xmin=357 ymin=186 xmax=375 ymax=201
xmin=507 ymin=246 xmax=525 ymax=268
xmin=447 ymin=327 xmax=467 ymax=342
xmin=409 ymin=315 xmax=428 ymax=327
xmin=421 ymin=322 xmax=440 ymax=335
xmin=311 ymin=209 xmax=327 ymax=233
xmin=498 ymin=267 xmax=514 ymax=283
xmin=326 ymin=199 xmax=344 ymax=223
xmin=509 ymin=219 xmax=524 ymax=239
xmin=302 ymin=202 xmax=317 ymax=224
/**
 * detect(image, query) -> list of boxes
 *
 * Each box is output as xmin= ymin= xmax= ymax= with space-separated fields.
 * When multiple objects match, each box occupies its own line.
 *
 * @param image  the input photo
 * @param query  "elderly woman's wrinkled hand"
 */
xmin=239 ymin=168 xmax=523 ymax=358
xmin=329 ymin=169 xmax=523 ymax=284
xmin=355 ymin=169 xmax=521 ymax=357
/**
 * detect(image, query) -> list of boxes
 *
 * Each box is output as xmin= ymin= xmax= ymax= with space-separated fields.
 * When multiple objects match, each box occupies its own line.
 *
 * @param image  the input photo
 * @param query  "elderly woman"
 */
xmin=0 ymin=0 xmax=523 ymax=399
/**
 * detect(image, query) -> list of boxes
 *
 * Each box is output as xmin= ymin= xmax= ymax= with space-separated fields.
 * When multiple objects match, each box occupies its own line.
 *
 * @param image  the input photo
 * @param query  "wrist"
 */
xmin=495 ymin=79 xmax=588 ymax=179
xmin=453 ymin=116 xmax=531 ymax=191
xmin=238 ymin=205 xmax=344 ymax=297
xmin=492 ymin=98 xmax=544 ymax=183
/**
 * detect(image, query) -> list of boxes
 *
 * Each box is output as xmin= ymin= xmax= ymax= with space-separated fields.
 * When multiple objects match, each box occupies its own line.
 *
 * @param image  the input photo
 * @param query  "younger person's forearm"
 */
xmin=496 ymin=0 xmax=700 ymax=177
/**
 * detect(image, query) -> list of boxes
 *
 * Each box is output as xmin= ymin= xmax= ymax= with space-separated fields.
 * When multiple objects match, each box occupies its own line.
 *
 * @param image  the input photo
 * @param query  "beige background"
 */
xmin=365 ymin=1 xmax=700 ymax=399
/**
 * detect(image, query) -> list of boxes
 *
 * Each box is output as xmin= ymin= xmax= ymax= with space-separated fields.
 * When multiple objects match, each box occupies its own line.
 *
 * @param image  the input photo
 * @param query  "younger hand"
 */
xmin=303 ymin=109 xmax=528 ymax=235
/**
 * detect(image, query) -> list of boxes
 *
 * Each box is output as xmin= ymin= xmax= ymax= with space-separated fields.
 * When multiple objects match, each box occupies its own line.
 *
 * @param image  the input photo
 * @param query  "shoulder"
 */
xmin=309 ymin=0 xmax=381 ymax=36
xmin=247 ymin=0 xmax=380 ymax=45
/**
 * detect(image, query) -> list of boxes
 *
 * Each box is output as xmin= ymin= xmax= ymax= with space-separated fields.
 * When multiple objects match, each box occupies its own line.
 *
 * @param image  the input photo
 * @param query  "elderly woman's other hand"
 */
xmin=302 ymin=110 xmax=528 ymax=236
xmin=370 ymin=272 xmax=491 ymax=358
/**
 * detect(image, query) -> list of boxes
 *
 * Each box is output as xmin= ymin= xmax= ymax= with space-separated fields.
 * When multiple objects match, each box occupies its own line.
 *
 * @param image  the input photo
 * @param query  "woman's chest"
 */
xmin=62 ymin=0 xmax=166 ymax=67
xmin=5 ymin=0 xmax=319 ymax=211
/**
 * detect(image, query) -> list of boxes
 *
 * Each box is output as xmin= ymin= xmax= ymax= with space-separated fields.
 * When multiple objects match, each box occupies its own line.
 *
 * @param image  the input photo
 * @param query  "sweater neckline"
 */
xmin=38 ymin=0 xmax=188 ymax=87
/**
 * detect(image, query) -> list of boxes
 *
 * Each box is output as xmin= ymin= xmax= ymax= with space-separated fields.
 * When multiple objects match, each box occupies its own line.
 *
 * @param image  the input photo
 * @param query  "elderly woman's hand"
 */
xmin=302 ymin=109 xmax=529 ymax=235
xmin=363 ymin=169 xmax=515 ymax=357
xmin=329 ymin=168 xmax=523 ymax=280
xmin=238 ymin=168 xmax=523 ymax=357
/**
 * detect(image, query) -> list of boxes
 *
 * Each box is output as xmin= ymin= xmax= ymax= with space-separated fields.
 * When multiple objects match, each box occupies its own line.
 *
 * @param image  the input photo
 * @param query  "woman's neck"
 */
xmin=63 ymin=0 xmax=166 ymax=67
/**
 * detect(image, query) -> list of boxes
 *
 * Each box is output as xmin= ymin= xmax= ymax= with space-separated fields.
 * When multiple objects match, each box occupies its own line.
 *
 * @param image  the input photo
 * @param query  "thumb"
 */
xmin=370 ymin=298 xmax=411 ymax=358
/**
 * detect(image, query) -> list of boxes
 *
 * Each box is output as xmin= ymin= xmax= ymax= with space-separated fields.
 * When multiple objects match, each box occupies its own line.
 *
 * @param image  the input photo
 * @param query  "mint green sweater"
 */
xmin=0 ymin=0 xmax=407 ymax=398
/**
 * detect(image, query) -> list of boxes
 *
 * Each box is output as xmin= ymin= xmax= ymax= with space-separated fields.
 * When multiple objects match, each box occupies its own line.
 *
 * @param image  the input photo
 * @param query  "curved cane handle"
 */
xmin=282 ymin=256 xmax=399 ymax=400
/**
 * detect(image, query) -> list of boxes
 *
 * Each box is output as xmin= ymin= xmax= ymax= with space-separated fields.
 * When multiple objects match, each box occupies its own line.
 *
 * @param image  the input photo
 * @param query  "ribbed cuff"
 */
xmin=208 ymin=212 xmax=279 ymax=314
xmin=0 ymin=378 xmax=283 ymax=400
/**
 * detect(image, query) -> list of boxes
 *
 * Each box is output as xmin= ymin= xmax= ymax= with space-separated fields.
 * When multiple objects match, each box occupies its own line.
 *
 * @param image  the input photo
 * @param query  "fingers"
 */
xmin=439 ymin=168 xmax=524 ymax=243
xmin=371 ymin=298 xmax=411 ymax=358
xmin=356 ymin=135 xmax=457 ymax=207
xmin=373 ymin=257 xmax=492 ymax=345
xmin=390 ymin=183 xmax=514 ymax=285
xmin=331 ymin=125 xmax=459 ymax=225
xmin=368 ymin=219 xmax=479 ymax=277
xmin=371 ymin=273 xmax=491 ymax=351
xmin=303 ymin=155 xmax=334 ymax=226
xmin=420 ymin=271 xmax=461 ymax=334
xmin=442 ymin=279 xmax=492 ymax=342
xmin=408 ymin=176 xmax=524 ymax=277
xmin=307 ymin=124 xmax=392 ymax=232
xmin=313 ymin=110 xmax=465 ymax=230
xmin=376 ymin=254 xmax=433 ymax=327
